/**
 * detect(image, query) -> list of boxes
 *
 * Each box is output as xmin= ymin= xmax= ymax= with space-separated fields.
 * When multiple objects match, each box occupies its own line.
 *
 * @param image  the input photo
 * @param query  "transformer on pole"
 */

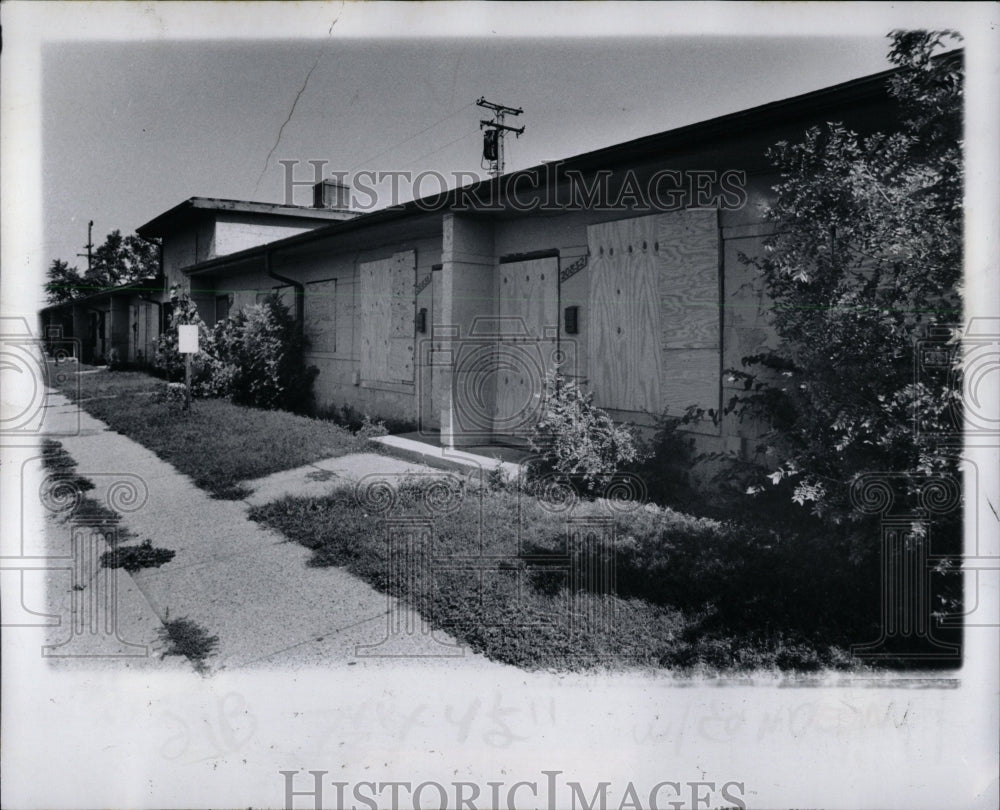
xmin=477 ymin=97 xmax=524 ymax=177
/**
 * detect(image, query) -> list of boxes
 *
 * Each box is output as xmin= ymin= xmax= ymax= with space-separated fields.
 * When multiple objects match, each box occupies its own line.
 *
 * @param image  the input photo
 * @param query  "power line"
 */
xmin=346 ymin=101 xmax=477 ymax=173
xmin=405 ymin=127 xmax=481 ymax=167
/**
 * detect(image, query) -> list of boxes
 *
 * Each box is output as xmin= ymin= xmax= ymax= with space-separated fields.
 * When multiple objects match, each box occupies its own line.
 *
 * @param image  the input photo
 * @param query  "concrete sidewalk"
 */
xmin=40 ymin=390 xmax=507 ymax=675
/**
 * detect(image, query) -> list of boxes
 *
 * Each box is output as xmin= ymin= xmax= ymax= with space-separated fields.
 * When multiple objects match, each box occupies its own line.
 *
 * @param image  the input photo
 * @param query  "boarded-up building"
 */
xmin=45 ymin=65 xmax=904 ymax=461
xmin=40 ymin=194 xmax=357 ymax=365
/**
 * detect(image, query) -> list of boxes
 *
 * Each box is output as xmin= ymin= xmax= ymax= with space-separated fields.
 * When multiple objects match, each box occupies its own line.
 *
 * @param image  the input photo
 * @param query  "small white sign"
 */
xmin=178 ymin=324 xmax=200 ymax=354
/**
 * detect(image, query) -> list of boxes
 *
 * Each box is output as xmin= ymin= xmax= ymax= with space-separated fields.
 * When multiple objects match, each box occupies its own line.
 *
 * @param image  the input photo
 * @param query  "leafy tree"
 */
xmin=729 ymin=30 xmax=963 ymax=529
xmin=84 ymin=229 xmax=159 ymax=292
xmin=44 ymin=258 xmax=84 ymax=304
xmin=44 ymin=229 xmax=159 ymax=303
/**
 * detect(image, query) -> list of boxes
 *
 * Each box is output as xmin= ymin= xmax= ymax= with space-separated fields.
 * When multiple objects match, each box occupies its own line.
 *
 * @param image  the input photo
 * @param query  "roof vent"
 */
xmin=313 ymin=179 xmax=351 ymax=210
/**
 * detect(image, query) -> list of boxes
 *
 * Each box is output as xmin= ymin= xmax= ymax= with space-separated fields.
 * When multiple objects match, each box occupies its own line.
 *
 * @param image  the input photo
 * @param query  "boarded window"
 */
xmin=587 ymin=210 xmax=719 ymax=417
xmin=359 ymin=250 xmax=416 ymax=383
xmin=304 ymin=278 xmax=337 ymax=353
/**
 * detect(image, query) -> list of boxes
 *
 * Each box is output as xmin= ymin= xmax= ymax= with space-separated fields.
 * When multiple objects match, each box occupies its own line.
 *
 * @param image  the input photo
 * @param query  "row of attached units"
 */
xmin=41 ymin=63 xmax=898 ymax=459
xmin=158 ymin=66 xmax=896 ymax=455
xmin=40 ymin=277 xmax=164 ymax=367
xmin=39 ymin=198 xmax=359 ymax=365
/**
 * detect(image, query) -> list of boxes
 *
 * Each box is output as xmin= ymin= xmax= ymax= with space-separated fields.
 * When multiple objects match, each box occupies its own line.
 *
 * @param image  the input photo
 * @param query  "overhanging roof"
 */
xmin=40 ymin=275 xmax=165 ymax=313
xmin=136 ymin=197 xmax=359 ymax=239
xmin=182 ymin=51 xmax=960 ymax=278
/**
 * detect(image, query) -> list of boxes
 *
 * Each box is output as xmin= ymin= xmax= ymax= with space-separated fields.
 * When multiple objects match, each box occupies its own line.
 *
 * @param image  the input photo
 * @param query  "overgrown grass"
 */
xmin=41 ymin=439 xmax=137 ymax=541
xmin=53 ymin=367 xmax=163 ymax=401
xmin=41 ymin=437 xmax=95 ymax=488
xmin=250 ymin=479 xmax=871 ymax=672
xmin=51 ymin=367 xmax=372 ymax=499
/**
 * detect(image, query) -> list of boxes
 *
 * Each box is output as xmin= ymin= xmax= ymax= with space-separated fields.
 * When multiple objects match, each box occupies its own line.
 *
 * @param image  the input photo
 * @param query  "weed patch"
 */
xmin=158 ymin=617 xmax=219 ymax=674
xmin=101 ymin=539 xmax=176 ymax=572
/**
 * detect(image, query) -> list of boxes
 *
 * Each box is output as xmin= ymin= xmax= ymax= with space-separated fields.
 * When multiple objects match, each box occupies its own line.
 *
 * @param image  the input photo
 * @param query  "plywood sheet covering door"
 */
xmin=587 ymin=210 xmax=720 ymax=418
xmin=657 ymin=209 xmax=720 ymax=418
xmin=359 ymin=250 xmax=416 ymax=383
xmin=494 ymin=256 xmax=558 ymax=436
xmin=587 ymin=216 xmax=662 ymax=413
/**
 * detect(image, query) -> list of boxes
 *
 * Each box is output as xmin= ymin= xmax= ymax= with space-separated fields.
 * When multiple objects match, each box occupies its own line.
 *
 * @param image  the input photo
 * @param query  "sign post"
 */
xmin=177 ymin=324 xmax=199 ymax=412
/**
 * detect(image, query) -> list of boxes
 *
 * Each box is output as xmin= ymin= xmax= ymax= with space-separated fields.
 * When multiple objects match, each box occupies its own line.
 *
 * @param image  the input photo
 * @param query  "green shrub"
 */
xmin=357 ymin=415 xmax=389 ymax=439
xmin=151 ymin=288 xmax=222 ymax=396
xmin=213 ymin=293 xmax=317 ymax=414
xmin=528 ymin=371 xmax=646 ymax=493
xmin=632 ymin=412 xmax=698 ymax=510
xmin=152 ymin=289 xmax=317 ymax=413
xmin=316 ymin=401 xmax=417 ymax=436
xmin=316 ymin=401 xmax=366 ymax=432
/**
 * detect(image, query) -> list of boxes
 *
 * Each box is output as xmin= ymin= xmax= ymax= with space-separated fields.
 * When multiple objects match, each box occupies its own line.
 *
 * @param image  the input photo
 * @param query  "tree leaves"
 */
xmin=730 ymin=31 xmax=963 ymax=523
xmin=44 ymin=229 xmax=159 ymax=304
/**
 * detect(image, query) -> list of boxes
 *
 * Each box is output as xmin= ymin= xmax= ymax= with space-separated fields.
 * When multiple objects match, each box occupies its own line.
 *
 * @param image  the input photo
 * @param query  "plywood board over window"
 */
xmin=587 ymin=210 xmax=719 ymax=419
xmin=305 ymin=278 xmax=337 ymax=354
xmin=359 ymin=250 xmax=416 ymax=384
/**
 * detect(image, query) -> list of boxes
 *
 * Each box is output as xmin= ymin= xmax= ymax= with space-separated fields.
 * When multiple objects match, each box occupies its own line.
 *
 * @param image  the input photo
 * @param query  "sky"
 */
xmin=42 ymin=34 xmax=894 ymax=272
xmin=2 ymin=1 xmax=995 ymax=318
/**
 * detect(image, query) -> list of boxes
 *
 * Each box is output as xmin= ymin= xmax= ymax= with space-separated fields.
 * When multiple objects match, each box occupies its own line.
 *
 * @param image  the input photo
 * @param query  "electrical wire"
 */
xmin=345 ymin=101 xmax=478 ymax=173
xmin=405 ymin=127 xmax=482 ymax=167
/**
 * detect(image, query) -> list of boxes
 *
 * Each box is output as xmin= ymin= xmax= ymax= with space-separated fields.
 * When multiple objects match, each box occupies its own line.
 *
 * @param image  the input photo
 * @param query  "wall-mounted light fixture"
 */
xmin=564 ymin=305 xmax=580 ymax=335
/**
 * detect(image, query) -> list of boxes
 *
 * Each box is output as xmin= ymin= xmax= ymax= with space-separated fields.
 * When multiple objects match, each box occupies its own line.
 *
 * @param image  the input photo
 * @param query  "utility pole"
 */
xmin=477 ymin=97 xmax=524 ymax=177
xmin=76 ymin=220 xmax=94 ymax=275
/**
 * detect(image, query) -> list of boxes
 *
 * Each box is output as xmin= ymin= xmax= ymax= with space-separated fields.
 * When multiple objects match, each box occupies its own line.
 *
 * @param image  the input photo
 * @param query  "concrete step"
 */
xmin=370 ymin=435 xmax=525 ymax=481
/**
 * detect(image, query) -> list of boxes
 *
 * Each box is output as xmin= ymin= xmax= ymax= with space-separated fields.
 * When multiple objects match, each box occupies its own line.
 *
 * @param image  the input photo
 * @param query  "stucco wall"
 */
xmin=162 ymin=229 xmax=199 ymax=291
xmin=213 ymin=213 xmax=326 ymax=257
xmin=203 ymin=233 xmax=442 ymax=423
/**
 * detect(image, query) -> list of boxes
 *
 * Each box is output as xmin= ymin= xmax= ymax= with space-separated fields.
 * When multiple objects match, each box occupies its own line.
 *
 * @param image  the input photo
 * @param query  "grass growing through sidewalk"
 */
xmin=51 ymin=367 xmax=371 ymax=499
xmin=158 ymin=617 xmax=220 ymax=674
xmin=101 ymin=539 xmax=176 ymax=572
xmin=250 ymin=478 xmax=866 ymax=672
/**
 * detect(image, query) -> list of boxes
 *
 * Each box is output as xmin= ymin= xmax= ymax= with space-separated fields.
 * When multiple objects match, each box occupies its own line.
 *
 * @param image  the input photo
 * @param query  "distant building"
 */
xmin=39 ymin=193 xmax=356 ymax=365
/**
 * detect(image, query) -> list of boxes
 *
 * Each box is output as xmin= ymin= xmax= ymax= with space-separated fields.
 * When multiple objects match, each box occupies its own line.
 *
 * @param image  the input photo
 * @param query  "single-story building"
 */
xmin=145 ymin=63 xmax=905 ymax=458
xmin=42 ymin=61 xmax=914 ymax=461
xmin=39 ymin=195 xmax=358 ymax=364
xmin=40 ymin=274 xmax=165 ymax=366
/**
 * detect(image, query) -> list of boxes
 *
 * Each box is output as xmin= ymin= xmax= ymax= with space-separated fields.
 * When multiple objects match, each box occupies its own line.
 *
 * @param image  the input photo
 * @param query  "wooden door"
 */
xmin=493 ymin=256 xmax=559 ymax=440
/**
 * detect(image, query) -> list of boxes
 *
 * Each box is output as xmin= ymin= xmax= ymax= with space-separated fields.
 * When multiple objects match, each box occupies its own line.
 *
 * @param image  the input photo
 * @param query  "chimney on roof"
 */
xmin=313 ymin=179 xmax=351 ymax=210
